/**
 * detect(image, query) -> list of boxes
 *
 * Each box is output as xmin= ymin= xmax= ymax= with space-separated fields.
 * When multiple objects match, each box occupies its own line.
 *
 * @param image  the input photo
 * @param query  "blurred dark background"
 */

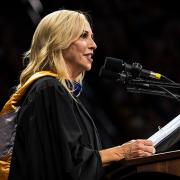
xmin=0 ymin=0 xmax=180 ymax=149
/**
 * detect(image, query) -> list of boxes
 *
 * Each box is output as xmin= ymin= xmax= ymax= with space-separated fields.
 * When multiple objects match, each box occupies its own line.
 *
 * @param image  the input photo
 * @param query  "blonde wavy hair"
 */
xmin=17 ymin=9 xmax=91 ymax=94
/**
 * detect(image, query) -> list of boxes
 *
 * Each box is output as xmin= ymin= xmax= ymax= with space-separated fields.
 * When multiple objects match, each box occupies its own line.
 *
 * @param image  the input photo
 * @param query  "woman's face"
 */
xmin=62 ymin=23 xmax=97 ymax=80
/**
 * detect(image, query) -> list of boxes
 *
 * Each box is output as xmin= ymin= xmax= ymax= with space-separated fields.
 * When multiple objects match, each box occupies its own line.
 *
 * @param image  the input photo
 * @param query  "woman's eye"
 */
xmin=80 ymin=31 xmax=88 ymax=39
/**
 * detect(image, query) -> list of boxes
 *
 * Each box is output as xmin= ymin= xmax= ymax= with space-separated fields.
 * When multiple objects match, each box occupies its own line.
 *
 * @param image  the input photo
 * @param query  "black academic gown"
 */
xmin=8 ymin=77 xmax=105 ymax=180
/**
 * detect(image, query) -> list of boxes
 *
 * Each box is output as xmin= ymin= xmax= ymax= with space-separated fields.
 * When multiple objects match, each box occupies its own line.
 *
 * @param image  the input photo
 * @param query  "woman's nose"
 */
xmin=89 ymin=38 xmax=97 ymax=50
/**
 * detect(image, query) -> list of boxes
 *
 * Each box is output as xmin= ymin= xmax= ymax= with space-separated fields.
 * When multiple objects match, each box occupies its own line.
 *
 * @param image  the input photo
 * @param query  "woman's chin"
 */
xmin=85 ymin=64 xmax=92 ymax=71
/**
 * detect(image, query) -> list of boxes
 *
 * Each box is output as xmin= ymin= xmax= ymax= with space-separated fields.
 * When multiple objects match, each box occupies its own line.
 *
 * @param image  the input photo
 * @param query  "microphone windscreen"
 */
xmin=99 ymin=67 xmax=120 ymax=80
xmin=104 ymin=57 xmax=124 ymax=72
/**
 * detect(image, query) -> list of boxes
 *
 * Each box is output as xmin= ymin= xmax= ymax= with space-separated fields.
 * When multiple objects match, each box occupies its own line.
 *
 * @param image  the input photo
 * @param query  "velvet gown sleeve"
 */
xmin=8 ymin=77 xmax=105 ymax=180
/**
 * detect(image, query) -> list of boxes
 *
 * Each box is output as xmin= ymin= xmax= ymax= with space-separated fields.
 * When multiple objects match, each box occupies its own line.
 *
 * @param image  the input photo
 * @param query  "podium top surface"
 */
xmin=107 ymin=150 xmax=180 ymax=179
xmin=122 ymin=149 xmax=180 ymax=167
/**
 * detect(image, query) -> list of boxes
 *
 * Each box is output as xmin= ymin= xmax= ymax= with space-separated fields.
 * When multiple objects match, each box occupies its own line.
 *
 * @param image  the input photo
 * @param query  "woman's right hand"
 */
xmin=115 ymin=139 xmax=155 ymax=160
xmin=99 ymin=139 xmax=155 ymax=166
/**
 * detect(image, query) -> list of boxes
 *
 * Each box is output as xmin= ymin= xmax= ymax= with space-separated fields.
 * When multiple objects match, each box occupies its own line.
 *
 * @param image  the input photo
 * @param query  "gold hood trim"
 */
xmin=0 ymin=71 xmax=57 ymax=115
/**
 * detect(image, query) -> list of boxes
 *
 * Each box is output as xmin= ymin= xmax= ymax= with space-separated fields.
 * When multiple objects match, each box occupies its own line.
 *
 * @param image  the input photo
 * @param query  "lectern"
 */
xmin=106 ymin=150 xmax=180 ymax=179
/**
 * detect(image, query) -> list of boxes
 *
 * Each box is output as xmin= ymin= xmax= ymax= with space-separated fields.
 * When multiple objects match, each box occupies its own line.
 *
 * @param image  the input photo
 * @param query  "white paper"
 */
xmin=148 ymin=114 xmax=180 ymax=146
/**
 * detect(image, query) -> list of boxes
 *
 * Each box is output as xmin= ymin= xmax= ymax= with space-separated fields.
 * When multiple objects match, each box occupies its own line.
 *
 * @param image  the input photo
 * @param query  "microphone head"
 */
xmin=103 ymin=57 xmax=124 ymax=72
xmin=99 ymin=67 xmax=120 ymax=80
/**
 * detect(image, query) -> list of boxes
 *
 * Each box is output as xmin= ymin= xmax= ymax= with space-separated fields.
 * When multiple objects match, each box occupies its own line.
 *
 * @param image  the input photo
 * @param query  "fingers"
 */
xmin=137 ymin=151 xmax=153 ymax=157
xmin=134 ymin=139 xmax=153 ymax=146
xmin=125 ymin=139 xmax=156 ymax=158
xmin=143 ymin=144 xmax=156 ymax=154
xmin=138 ymin=139 xmax=156 ymax=154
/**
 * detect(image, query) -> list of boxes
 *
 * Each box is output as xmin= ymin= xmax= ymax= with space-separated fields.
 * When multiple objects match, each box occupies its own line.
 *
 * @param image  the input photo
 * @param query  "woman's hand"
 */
xmin=99 ymin=139 xmax=155 ymax=166
xmin=114 ymin=139 xmax=155 ymax=160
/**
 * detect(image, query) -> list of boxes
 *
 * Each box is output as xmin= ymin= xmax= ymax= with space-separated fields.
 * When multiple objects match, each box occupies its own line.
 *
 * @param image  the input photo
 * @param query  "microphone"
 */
xmin=99 ymin=67 xmax=128 ymax=82
xmin=102 ymin=57 xmax=161 ymax=80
